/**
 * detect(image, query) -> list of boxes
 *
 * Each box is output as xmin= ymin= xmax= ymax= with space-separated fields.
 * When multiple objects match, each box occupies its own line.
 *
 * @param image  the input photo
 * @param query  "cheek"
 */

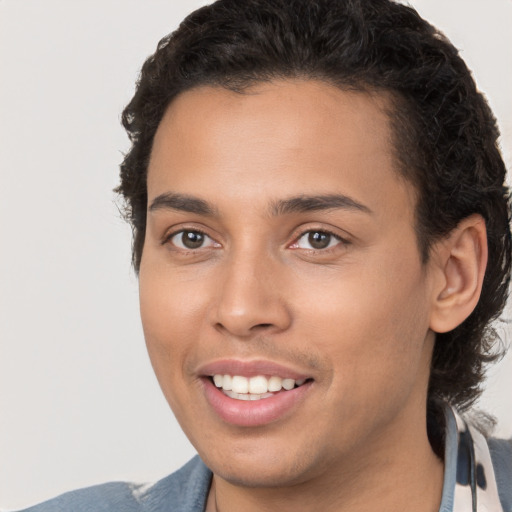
xmin=140 ymin=258 xmax=211 ymax=332
xmin=138 ymin=265 xmax=207 ymax=389
xmin=297 ymin=248 xmax=432 ymax=399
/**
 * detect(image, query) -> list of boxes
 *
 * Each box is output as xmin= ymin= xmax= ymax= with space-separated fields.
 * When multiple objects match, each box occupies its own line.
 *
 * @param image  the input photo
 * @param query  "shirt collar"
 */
xmin=439 ymin=403 xmax=504 ymax=512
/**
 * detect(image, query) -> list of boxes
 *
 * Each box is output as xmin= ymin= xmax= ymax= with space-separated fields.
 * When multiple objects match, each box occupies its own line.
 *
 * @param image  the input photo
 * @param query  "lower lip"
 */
xmin=202 ymin=378 xmax=313 ymax=427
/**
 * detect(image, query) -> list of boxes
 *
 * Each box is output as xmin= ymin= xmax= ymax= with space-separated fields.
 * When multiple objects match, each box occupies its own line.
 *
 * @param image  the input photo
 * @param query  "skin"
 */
xmin=138 ymin=80 xmax=479 ymax=511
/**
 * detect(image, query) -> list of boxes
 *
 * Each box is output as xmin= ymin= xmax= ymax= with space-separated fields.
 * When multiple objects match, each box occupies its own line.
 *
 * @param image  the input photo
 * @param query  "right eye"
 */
xmin=168 ymin=230 xmax=218 ymax=250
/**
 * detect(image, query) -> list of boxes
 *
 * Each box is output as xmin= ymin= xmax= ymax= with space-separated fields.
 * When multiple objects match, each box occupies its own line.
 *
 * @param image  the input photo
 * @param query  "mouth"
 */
xmin=209 ymin=374 xmax=312 ymax=401
xmin=198 ymin=360 xmax=315 ymax=427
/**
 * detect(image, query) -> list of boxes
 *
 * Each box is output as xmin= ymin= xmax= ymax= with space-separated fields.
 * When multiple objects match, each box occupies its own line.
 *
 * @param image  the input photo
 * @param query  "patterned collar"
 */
xmin=439 ymin=404 xmax=504 ymax=512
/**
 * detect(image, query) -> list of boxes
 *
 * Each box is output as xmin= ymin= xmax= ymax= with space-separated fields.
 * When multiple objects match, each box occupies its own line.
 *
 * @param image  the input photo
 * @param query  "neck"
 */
xmin=206 ymin=407 xmax=444 ymax=512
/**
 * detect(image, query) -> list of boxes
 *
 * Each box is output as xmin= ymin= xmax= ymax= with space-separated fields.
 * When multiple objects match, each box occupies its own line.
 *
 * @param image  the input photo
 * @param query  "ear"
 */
xmin=429 ymin=214 xmax=488 ymax=333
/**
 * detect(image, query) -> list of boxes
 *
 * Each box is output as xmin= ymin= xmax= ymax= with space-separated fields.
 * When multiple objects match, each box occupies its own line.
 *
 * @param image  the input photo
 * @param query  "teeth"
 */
xmin=268 ymin=376 xmax=283 ymax=392
xmin=224 ymin=390 xmax=275 ymax=401
xmin=212 ymin=374 xmax=307 ymax=396
xmin=231 ymin=375 xmax=249 ymax=394
xmin=222 ymin=375 xmax=232 ymax=391
xmin=249 ymin=375 xmax=268 ymax=394
xmin=282 ymin=378 xmax=295 ymax=390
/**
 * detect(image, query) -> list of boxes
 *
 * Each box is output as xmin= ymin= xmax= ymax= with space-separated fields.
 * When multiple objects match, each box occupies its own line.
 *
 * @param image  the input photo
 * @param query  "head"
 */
xmin=117 ymin=0 xmax=512 ymax=494
xmin=118 ymin=0 xmax=510 ymax=414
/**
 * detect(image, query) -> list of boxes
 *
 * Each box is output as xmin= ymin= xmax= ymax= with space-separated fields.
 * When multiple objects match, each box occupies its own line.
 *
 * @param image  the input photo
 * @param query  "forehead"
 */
xmin=152 ymin=80 xmax=395 ymax=165
xmin=148 ymin=80 xmax=414 ymax=218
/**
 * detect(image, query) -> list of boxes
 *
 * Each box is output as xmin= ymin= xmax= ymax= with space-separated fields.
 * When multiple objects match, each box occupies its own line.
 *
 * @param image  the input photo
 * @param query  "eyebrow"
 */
xmin=269 ymin=194 xmax=372 ymax=216
xmin=149 ymin=192 xmax=217 ymax=216
xmin=148 ymin=192 xmax=372 ymax=217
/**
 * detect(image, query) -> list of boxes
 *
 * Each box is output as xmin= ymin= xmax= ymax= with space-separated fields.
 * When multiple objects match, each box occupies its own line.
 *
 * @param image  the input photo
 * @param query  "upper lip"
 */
xmin=197 ymin=359 xmax=312 ymax=380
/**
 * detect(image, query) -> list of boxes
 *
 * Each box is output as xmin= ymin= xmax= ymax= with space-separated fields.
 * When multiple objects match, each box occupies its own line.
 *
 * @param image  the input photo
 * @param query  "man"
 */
xmin=17 ymin=0 xmax=511 ymax=511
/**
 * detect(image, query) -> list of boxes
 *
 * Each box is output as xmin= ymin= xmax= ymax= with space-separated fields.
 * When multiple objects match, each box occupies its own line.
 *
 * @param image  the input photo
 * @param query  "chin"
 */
xmin=198 ymin=437 xmax=328 ymax=489
xmin=211 ymin=461 xmax=310 ymax=489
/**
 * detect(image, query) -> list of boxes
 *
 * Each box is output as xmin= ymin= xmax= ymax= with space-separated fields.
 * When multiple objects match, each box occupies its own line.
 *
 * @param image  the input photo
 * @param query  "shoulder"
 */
xmin=440 ymin=403 xmax=512 ymax=512
xmin=488 ymin=437 xmax=512 ymax=510
xmin=140 ymin=455 xmax=212 ymax=511
xmin=12 ymin=482 xmax=142 ymax=512
xmin=12 ymin=456 xmax=212 ymax=512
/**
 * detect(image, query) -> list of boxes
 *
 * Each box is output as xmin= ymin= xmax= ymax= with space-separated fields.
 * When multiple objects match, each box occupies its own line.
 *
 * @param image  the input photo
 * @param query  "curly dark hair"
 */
xmin=117 ymin=0 xmax=511 ymax=411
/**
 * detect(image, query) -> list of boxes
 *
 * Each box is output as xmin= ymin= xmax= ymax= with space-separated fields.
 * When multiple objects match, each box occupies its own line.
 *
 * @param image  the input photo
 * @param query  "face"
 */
xmin=139 ymin=80 xmax=438 ymax=488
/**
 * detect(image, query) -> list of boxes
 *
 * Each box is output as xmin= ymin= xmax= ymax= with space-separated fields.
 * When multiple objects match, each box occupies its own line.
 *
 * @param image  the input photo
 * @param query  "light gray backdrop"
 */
xmin=1 ymin=1 xmax=511 ymax=509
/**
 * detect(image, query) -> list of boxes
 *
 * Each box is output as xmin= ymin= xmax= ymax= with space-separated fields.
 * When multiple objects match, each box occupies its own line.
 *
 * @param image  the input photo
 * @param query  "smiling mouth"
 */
xmin=209 ymin=374 xmax=313 ymax=401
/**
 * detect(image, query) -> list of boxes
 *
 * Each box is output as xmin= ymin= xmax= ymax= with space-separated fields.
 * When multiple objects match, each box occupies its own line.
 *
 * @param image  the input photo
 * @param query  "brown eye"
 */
xmin=170 ymin=230 xmax=213 ymax=249
xmin=296 ymin=230 xmax=341 ymax=250
xmin=309 ymin=232 xmax=331 ymax=249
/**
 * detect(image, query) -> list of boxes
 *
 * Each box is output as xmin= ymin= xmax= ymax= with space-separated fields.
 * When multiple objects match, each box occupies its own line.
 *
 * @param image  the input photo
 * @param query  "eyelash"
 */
xmin=162 ymin=228 xmax=218 ymax=250
xmin=163 ymin=227 xmax=349 ymax=254
xmin=290 ymin=228 xmax=349 ymax=252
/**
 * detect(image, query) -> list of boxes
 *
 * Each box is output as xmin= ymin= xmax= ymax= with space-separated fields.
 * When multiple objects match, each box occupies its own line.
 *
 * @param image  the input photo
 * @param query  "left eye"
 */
xmin=295 ymin=231 xmax=341 ymax=250
xmin=169 ymin=230 xmax=217 ymax=250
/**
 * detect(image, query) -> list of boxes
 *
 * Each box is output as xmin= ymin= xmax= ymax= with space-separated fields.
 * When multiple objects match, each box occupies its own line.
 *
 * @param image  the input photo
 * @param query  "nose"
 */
xmin=211 ymin=249 xmax=292 ymax=338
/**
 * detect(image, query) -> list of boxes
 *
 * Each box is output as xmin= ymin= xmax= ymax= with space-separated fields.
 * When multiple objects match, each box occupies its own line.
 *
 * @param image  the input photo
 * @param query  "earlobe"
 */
xmin=429 ymin=215 xmax=488 ymax=333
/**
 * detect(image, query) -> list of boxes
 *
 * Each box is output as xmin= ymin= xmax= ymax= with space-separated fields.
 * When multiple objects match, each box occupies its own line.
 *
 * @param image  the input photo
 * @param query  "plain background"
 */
xmin=0 ymin=1 xmax=511 ymax=509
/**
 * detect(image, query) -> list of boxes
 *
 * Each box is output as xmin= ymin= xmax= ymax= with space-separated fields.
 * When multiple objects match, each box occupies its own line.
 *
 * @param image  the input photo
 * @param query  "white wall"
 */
xmin=0 ymin=1 xmax=510 ymax=509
